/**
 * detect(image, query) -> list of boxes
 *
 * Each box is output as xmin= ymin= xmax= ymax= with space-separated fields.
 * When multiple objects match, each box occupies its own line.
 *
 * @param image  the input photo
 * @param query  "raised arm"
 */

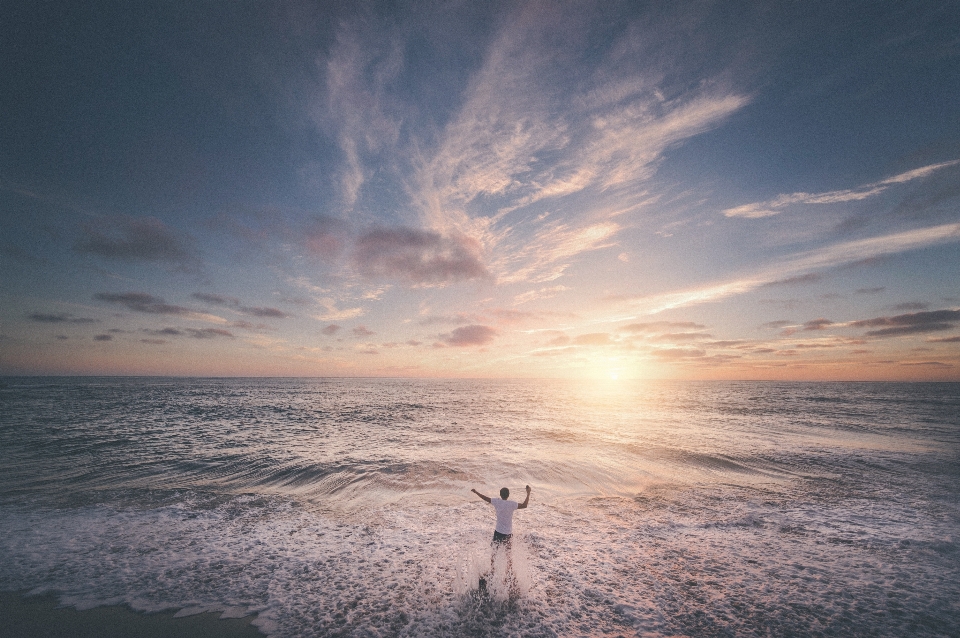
xmin=471 ymin=488 xmax=491 ymax=504
xmin=518 ymin=485 xmax=531 ymax=509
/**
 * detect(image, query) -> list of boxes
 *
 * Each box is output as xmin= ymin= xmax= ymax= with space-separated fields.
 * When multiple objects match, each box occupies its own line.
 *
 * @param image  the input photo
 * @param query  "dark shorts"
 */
xmin=492 ymin=531 xmax=512 ymax=545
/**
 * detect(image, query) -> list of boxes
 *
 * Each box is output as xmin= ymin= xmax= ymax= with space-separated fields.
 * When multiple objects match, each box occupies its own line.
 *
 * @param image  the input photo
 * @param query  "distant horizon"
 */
xmin=2 ymin=1 xmax=958 ymax=381
xmin=3 ymin=374 xmax=958 ymax=384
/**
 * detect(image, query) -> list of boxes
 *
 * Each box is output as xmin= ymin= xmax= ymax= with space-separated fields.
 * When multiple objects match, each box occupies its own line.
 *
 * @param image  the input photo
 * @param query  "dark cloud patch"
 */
xmin=405 ymin=340 xmax=422 ymax=346
xmin=56 ymin=335 xmax=69 ymax=340
xmin=352 ymin=325 xmax=375 ymax=337
xmin=443 ymin=325 xmax=497 ymax=347
xmin=353 ymin=228 xmax=489 ymax=284
xmin=574 ymin=333 xmax=614 ymax=346
xmin=322 ymin=324 xmax=341 ymax=335
xmin=77 ymin=216 xmax=194 ymax=263
xmin=140 ymin=338 xmax=167 ymax=345
xmin=95 ymin=292 xmax=194 ymax=315
xmin=186 ymin=328 xmax=234 ymax=339
xmin=856 ymin=287 xmax=885 ymax=294
xmin=891 ymin=302 xmax=928 ymax=311
xmin=28 ymin=312 xmax=98 ymax=324
xmin=928 ymin=335 xmax=960 ymax=343
xmin=241 ymin=306 xmax=290 ymax=318
xmin=192 ymin=292 xmax=290 ymax=319
xmin=230 ymin=321 xmax=274 ymax=332
xmin=851 ymin=309 xmax=960 ymax=338
xmin=762 ymin=273 xmax=822 ymax=287
xmin=802 ymin=318 xmax=833 ymax=331
xmin=620 ymin=321 xmax=706 ymax=333
xmin=93 ymin=334 xmax=113 ymax=341
xmin=144 ymin=327 xmax=184 ymax=336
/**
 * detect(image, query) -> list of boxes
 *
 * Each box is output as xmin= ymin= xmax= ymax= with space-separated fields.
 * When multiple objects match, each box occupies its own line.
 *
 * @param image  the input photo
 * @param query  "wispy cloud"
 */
xmin=723 ymin=160 xmax=960 ymax=218
xmin=94 ymin=292 xmax=226 ymax=323
xmin=28 ymin=312 xmax=98 ymax=324
xmin=402 ymin=7 xmax=748 ymax=285
xmin=191 ymin=292 xmax=291 ymax=319
xmin=618 ymin=222 xmax=960 ymax=314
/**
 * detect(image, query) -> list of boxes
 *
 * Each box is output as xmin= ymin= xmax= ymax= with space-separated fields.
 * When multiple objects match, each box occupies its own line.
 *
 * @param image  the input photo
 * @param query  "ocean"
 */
xmin=1 ymin=377 xmax=958 ymax=637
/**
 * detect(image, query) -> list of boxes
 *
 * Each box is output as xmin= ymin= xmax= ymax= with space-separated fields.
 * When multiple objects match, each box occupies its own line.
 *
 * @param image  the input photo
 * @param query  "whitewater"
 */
xmin=1 ymin=378 xmax=958 ymax=636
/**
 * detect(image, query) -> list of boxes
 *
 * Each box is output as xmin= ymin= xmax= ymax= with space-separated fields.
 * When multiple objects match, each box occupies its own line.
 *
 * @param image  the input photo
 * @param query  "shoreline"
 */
xmin=0 ymin=591 xmax=264 ymax=638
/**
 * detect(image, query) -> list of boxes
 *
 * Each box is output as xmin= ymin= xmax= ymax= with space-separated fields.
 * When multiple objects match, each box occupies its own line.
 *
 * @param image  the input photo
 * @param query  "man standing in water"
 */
xmin=471 ymin=485 xmax=531 ymax=545
xmin=471 ymin=485 xmax=531 ymax=594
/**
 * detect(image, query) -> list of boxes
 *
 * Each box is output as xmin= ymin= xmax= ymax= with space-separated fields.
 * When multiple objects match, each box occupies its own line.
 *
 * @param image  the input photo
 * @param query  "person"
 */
xmin=471 ymin=485 xmax=531 ymax=546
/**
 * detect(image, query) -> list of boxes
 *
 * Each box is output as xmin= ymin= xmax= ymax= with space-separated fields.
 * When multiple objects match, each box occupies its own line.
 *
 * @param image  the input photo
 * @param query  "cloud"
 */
xmin=723 ymin=160 xmax=960 ymax=218
xmin=95 ymin=292 xmax=194 ymax=315
xmin=618 ymin=222 xmax=960 ymax=314
xmin=351 ymin=325 xmax=374 ymax=337
xmin=891 ymin=302 xmax=928 ymax=311
xmin=652 ymin=347 xmax=706 ymax=359
xmin=443 ymin=324 xmax=497 ymax=346
xmin=191 ymin=293 xmax=290 ymax=318
xmin=321 ymin=324 xmax=341 ymax=335
xmin=313 ymin=298 xmax=365 ymax=321
xmin=513 ymin=285 xmax=569 ymax=305
xmin=573 ymin=333 xmax=613 ymax=346
xmin=93 ymin=334 xmax=113 ymax=341
xmin=802 ymin=318 xmax=833 ymax=331
xmin=28 ymin=312 xmax=98 ymax=324
xmin=761 ymin=273 xmax=823 ymax=287
xmin=899 ymin=361 xmax=953 ymax=368
xmin=928 ymin=335 xmax=960 ymax=343
xmin=653 ymin=332 xmax=712 ymax=342
xmin=856 ymin=287 xmax=885 ymax=294
xmin=186 ymin=328 xmax=235 ymax=339
xmin=761 ymin=320 xmax=791 ymax=329
xmin=192 ymin=293 xmax=241 ymax=306
xmin=144 ymin=328 xmax=183 ymax=336
xmin=620 ymin=321 xmax=707 ymax=333
xmin=352 ymin=228 xmax=490 ymax=284
xmin=851 ymin=309 xmax=960 ymax=338
xmin=76 ymin=216 xmax=195 ymax=263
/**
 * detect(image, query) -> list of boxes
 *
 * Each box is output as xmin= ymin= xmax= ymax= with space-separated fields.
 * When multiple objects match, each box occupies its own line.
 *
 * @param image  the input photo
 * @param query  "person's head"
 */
xmin=500 ymin=487 xmax=509 ymax=499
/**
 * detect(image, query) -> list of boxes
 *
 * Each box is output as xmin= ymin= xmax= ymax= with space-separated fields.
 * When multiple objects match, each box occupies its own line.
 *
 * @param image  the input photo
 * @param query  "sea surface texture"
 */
xmin=1 ymin=378 xmax=958 ymax=637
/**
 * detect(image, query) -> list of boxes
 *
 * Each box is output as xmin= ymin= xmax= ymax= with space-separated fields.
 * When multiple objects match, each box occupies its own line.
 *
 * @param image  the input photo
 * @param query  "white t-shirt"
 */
xmin=491 ymin=497 xmax=519 ymax=535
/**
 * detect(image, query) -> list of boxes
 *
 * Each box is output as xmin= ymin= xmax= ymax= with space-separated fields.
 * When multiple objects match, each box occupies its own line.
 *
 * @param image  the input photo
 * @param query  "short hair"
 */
xmin=500 ymin=487 xmax=509 ymax=499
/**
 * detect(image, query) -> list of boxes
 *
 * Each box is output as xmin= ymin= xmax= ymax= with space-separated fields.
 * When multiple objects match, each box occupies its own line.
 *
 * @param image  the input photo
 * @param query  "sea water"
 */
xmin=0 ymin=378 xmax=957 ymax=636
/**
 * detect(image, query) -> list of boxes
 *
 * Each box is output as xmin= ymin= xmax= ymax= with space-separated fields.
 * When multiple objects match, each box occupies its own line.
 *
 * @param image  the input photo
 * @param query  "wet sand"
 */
xmin=0 ymin=591 xmax=264 ymax=638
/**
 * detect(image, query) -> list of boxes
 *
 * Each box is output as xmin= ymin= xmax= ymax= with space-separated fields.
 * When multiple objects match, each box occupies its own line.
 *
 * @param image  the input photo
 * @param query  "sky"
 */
xmin=1 ymin=0 xmax=959 ymax=380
